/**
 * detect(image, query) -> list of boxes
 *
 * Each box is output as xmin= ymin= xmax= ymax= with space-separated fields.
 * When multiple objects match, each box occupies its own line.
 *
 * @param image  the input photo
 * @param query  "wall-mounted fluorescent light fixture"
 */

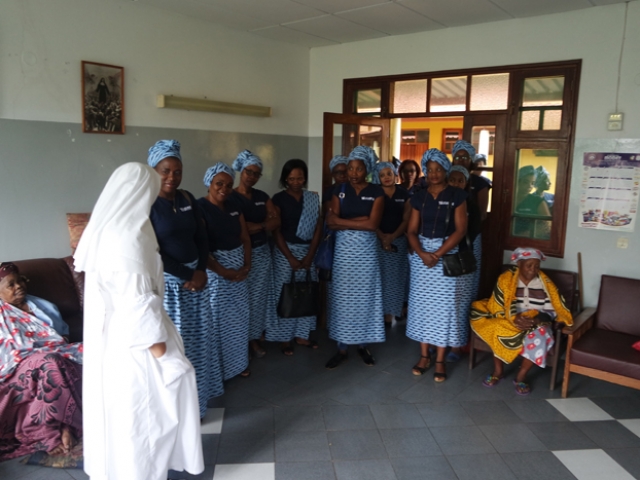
xmin=157 ymin=95 xmax=271 ymax=118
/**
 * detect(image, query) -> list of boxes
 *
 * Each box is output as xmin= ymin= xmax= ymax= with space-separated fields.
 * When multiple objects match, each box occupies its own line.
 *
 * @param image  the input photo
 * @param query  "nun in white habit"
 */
xmin=74 ymin=163 xmax=204 ymax=480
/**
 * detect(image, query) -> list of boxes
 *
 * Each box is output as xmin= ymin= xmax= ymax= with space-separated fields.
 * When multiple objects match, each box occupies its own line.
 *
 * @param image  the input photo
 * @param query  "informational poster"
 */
xmin=579 ymin=152 xmax=640 ymax=231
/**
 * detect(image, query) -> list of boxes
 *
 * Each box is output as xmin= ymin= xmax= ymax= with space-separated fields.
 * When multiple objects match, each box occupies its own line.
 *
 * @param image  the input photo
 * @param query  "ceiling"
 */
xmin=124 ymin=0 xmax=632 ymax=48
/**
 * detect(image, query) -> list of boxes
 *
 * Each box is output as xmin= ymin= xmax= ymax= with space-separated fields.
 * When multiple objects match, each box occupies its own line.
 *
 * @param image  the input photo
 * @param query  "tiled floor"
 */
xmin=3 ymin=322 xmax=640 ymax=479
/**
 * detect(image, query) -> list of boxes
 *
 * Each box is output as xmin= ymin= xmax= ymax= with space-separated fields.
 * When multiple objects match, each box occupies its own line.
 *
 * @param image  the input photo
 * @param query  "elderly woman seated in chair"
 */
xmin=0 ymin=262 xmax=83 ymax=461
xmin=470 ymin=248 xmax=573 ymax=395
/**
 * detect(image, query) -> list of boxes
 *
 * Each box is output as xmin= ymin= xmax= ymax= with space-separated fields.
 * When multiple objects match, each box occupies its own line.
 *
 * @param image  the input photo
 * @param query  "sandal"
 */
xmin=513 ymin=380 xmax=531 ymax=395
xmin=412 ymin=355 xmax=431 ymax=376
xmin=294 ymin=339 xmax=319 ymax=349
xmin=281 ymin=343 xmax=294 ymax=356
xmin=239 ymin=368 xmax=251 ymax=378
xmin=433 ymin=361 xmax=447 ymax=383
xmin=482 ymin=374 xmax=503 ymax=387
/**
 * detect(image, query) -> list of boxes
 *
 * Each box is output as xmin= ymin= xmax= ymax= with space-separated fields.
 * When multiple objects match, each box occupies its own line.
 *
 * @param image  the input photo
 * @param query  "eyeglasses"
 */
xmin=244 ymin=169 xmax=262 ymax=178
xmin=454 ymin=155 xmax=470 ymax=161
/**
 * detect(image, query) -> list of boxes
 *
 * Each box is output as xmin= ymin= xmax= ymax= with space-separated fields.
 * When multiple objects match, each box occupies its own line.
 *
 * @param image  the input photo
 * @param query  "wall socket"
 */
xmin=608 ymin=112 xmax=623 ymax=131
xmin=617 ymin=237 xmax=629 ymax=249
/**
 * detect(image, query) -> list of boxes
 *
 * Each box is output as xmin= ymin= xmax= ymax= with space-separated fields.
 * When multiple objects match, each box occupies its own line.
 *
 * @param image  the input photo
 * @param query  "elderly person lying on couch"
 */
xmin=470 ymin=248 xmax=573 ymax=395
xmin=0 ymin=262 xmax=83 ymax=461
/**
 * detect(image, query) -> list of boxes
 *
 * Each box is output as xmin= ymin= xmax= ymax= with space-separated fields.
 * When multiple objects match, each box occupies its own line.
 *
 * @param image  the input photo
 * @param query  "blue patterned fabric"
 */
xmin=329 ymin=155 xmax=348 ymax=172
xmin=379 ymin=236 xmax=409 ymax=317
xmin=204 ymin=162 xmax=235 ymax=187
xmin=450 ymin=165 xmax=470 ymax=182
xmin=472 ymin=233 xmax=482 ymax=300
xmin=348 ymin=146 xmax=378 ymax=174
xmin=164 ymin=261 xmax=224 ymax=418
xmin=328 ymin=230 xmax=385 ymax=345
xmin=407 ymin=236 xmax=468 ymax=347
xmin=295 ymin=190 xmax=320 ymax=241
xmin=207 ymin=246 xmax=250 ymax=380
xmin=452 ymin=140 xmax=476 ymax=159
xmin=232 ymin=150 xmax=263 ymax=172
xmin=247 ymin=243 xmax=272 ymax=341
xmin=265 ymin=243 xmax=317 ymax=342
xmin=147 ymin=139 xmax=182 ymax=167
xmin=421 ymin=148 xmax=451 ymax=175
xmin=371 ymin=162 xmax=397 ymax=185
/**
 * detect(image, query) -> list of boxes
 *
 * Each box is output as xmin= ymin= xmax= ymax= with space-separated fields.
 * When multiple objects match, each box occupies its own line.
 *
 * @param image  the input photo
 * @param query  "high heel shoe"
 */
xmin=412 ymin=355 xmax=431 ymax=376
xmin=433 ymin=361 xmax=447 ymax=383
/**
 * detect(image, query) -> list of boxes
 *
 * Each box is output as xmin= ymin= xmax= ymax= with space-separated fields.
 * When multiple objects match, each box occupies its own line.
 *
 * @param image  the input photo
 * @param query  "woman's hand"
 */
xmin=288 ymin=257 xmax=304 ymax=270
xmin=149 ymin=342 xmax=167 ymax=358
xmin=326 ymin=210 xmax=339 ymax=229
xmin=381 ymin=233 xmax=394 ymax=250
xmin=300 ymin=255 xmax=313 ymax=270
xmin=514 ymin=314 xmax=539 ymax=331
xmin=419 ymin=251 xmax=439 ymax=268
xmin=183 ymin=270 xmax=207 ymax=292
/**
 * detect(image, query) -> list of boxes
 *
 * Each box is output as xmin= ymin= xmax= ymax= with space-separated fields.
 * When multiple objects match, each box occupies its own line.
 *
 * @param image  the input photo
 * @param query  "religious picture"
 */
xmin=82 ymin=61 xmax=125 ymax=134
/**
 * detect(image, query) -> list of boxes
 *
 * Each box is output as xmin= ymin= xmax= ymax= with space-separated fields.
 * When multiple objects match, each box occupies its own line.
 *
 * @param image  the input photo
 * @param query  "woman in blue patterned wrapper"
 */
xmin=323 ymin=155 xmax=349 ymax=213
xmin=232 ymin=150 xmax=280 ymax=359
xmin=198 ymin=163 xmax=252 ymax=379
xmin=148 ymin=140 xmax=223 ymax=418
xmin=325 ymin=146 xmax=385 ymax=369
xmin=407 ymin=149 xmax=468 ymax=381
xmin=372 ymin=161 xmax=411 ymax=328
xmin=265 ymin=159 xmax=322 ymax=356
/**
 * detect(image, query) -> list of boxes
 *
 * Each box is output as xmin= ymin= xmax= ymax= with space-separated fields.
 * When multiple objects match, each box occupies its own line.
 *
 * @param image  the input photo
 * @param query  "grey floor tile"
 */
xmin=327 ymin=430 xmax=388 ymax=461
xmin=322 ymin=405 xmax=377 ymax=431
xmin=369 ymin=404 xmax=426 ymax=429
xmin=330 ymin=385 xmax=407 ymax=406
xmin=461 ymin=400 xmax=523 ymax=425
xmin=206 ymin=388 xmax=269 ymax=408
xmin=416 ymin=402 xmax=475 ymax=427
xmin=275 ymin=431 xmax=331 ymax=462
xmin=591 ymin=397 xmax=640 ymax=420
xmin=365 ymin=372 xmax=418 ymax=397
xmin=201 ymin=434 xmax=219 ymax=465
xmin=233 ymin=374 xmax=296 ymax=401
xmin=429 ymin=425 xmax=496 ymax=455
xmin=274 ymin=406 xmax=326 ymax=432
xmin=216 ymin=430 xmax=275 ymax=463
xmin=0 ymin=457 xmax=45 ymax=480
xmin=172 ymin=465 xmax=216 ymax=480
xmin=221 ymin=406 xmax=274 ymax=433
xmin=605 ymin=447 xmax=640 ymax=479
xmin=479 ymin=423 xmax=547 ymax=453
xmin=574 ymin=420 xmax=640 ymax=449
xmin=0 ymin=466 xmax=75 ymax=480
xmin=333 ymin=459 xmax=397 ymax=480
xmin=390 ymin=456 xmax=458 ymax=480
xmin=275 ymin=461 xmax=337 ymax=480
xmin=505 ymin=399 xmax=570 ymax=423
xmin=501 ymin=451 xmax=578 ymax=480
xmin=526 ymin=422 xmax=598 ymax=451
xmin=447 ymin=453 xmax=517 ymax=480
xmin=379 ymin=427 xmax=442 ymax=457
xmin=396 ymin=382 xmax=457 ymax=404
xmin=65 ymin=469 xmax=90 ymax=480
xmin=270 ymin=385 xmax=329 ymax=406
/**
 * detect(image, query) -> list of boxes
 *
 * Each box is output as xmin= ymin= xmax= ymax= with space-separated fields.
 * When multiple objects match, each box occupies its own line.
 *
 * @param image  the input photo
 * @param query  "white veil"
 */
xmin=74 ymin=162 xmax=161 ymax=277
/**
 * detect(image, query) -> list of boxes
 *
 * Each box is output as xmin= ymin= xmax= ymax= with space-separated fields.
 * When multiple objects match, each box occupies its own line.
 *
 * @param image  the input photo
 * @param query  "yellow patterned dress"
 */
xmin=470 ymin=267 xmax=573 ymax=364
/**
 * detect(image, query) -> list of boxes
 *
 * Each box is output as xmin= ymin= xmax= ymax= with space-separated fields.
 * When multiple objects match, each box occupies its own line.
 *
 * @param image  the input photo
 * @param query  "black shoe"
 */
xmin=357 ymin=347 xmax=375 ymax=366
xmin=325 ymin=352 xmax=348 ymax=369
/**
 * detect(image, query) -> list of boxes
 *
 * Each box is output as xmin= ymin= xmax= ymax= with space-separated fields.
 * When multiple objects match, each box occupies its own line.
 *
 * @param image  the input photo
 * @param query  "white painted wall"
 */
xmin=307 ymin=3 xmax=640 ymax=304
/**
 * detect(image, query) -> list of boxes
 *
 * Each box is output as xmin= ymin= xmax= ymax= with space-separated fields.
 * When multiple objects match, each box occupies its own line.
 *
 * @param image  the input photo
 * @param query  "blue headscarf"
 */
xmin=534 ymin=166 xmax=550 ymax=188
xmin=449 ymin=165 xmax=470 ymax=182
xmin=348 ymin=146 xmax=378 ymax=174
xmin=518 ymin=165 xmax=536 ymax=182
xmin=452 ymin=140 xmax=476 ymax=159
xmin=203 ymin=162 xmax=235 ymax=187
xmin=421 ymin=148 xmax=451 ymax=175
xmin=232 ymin=149 xmax=263 ymax=172
xmin=147 ymin=139 xmax=182 ymax=167
xmin=371 ymin=162 xmax=397 ymax=185
xmin=474 ymin=153 xmax=487 ymax=165
xmin=329 ymin=155 xmax=348 ymax=172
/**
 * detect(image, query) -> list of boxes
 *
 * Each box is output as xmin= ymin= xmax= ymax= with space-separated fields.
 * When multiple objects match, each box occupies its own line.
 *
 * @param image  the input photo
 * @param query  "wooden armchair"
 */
xmin=561 ymin=275 xmax=640 ymax=398
xmin=468 ymin=265 xmax=580 ymax=390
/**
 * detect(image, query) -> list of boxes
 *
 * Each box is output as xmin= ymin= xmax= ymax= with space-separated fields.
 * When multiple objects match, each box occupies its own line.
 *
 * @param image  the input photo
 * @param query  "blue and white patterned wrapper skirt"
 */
xmin=407 ymin=236 xmax=468 ymax=347
xmin=328 ymin=230 xmax=385 ymax=345
xmin=378 ymin=236 xmax=409 ymax=318
xmin=164 ymin=262 xmax=224 ymax=418
xmin=265 ymin=242 xmax=317 ymax=342
xmin=247 ymin=243 xmax=272 ymax=341
xmin=208 ymin=246 xmax=250 ymax=380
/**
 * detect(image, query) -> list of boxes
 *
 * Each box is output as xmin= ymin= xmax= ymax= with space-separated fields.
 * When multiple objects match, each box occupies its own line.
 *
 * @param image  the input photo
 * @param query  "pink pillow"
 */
xmin=632 ymin=340 xmax=640 ymax=352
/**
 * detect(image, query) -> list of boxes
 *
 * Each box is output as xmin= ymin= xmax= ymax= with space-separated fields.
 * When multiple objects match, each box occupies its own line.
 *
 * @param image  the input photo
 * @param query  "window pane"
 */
xmin=470 ymin=73 xmax=509 ymax=111
xmin=522 ymin=76 xmax=564 ymax=107
xmin=401 ymin=130 xmax=416 ymax=144
xmin=471 ymin=126 xmax=495 ymax=166
xmin=393 ymin=80 xmax=427 ymax=113
xmin=416 ymin=130 xmax=430 ymax=143
xmin=543 ymin=109 xmax=562 ymax=130
xmin=430 ymin=76 xmax=467 ymax=112
xmin=356 ymin=89 xmax=381 ymax=113
xmin=511 ymin=149 xmax=557 ymax=240
xmin=520 ymin=110 xmax=540 ymax=130
xmin=359 ymin=125 xmax=382 ymax=159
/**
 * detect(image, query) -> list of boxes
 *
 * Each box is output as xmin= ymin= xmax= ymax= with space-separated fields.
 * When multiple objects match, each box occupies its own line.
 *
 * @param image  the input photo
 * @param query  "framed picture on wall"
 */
xmin=81 ymin=61 xmax=125 ymax=134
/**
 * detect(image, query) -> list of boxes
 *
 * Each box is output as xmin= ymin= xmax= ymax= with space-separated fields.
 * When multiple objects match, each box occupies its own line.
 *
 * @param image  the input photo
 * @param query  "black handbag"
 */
xmin=440 ymin=196 xmax=477 ymax=277
xmin=277 ymin=269 xmax=319 ymax=318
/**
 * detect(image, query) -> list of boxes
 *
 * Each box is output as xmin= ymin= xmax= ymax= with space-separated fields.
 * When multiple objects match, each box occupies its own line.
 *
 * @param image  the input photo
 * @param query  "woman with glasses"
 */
xmin=323 ymin=155 xmax=349 ymax=213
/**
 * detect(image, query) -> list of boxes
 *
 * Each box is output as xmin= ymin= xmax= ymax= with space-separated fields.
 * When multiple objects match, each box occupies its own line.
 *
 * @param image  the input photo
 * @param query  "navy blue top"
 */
xmin=469 ymin=174 xmax=491 ymax=204
xmin=379 ymin=186 xmax=410 ymax=234
xmin=197 ymin=196 xmax=243 ymax=252
xmin=334 ymin=183 xmax=384 ymax=219
xmin=410 ymin=185 xmax=468 ymax=238
xmin=232 ymin=189 xmax=270 ymax=248
xmin=273 ymin=190 xmax=311 ymax=245
xmin=150 ymin=190 xmax=208 ymax=281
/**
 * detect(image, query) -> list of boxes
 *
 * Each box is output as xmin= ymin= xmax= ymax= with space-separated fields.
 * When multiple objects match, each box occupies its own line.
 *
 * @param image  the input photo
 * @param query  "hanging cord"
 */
xmin=614 ymin=2 xmax=630 ymax=113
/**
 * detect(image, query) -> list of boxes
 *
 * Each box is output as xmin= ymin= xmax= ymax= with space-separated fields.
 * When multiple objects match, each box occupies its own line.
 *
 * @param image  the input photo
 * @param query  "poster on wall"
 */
xmin=579 ymin=152 xmax=640 ymax=232
xmin=82 ymin=61 xmax=125 ymax=134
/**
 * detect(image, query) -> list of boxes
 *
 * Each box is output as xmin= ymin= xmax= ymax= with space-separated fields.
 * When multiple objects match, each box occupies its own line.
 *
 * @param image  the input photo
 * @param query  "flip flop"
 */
xmin=513 ymin=380 xmax=531 ymax=395
xmin=294 ymin=339 xmax=318 ymax=349
xmin=482 ymin=374 xmax=503 ymax=387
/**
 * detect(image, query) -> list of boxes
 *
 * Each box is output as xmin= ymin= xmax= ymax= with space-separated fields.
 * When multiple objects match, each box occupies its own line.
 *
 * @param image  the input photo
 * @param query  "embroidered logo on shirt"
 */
xmin=394 ymin=199 xmax=405 ymax=203
xmin=338 ymin=192 xmax=346 ymax=199
xmin=254 ymin=202 xmax=265 ymax=206
xmin=361 ymin=197 xmax=375 ymax=201
xmin=230 ymin=211 xmax=240 ymax=216
xmin=179 ymin=206 xmax=192 ymax=212
xmin=438 ymin=201 xmax=452 ymax=205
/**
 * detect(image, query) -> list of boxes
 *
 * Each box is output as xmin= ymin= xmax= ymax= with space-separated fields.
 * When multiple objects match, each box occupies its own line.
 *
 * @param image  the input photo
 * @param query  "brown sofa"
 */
xmin=12 ymin=257 xmax=84 ymax=343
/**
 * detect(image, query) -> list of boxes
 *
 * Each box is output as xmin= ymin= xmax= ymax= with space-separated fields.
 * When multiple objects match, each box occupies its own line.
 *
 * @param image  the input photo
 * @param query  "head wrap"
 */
xmin=371 ymin=162 xmax=397 ymax=184
xmin=474 ymin=153 xmax=487 ymax=165
xmin=518 ymin=165 xmax=537 ymax=182
xmin=348 ymin=146 xmax=379 ymax=174
xmin=203 ymin=162 xmax=235 ymax=187
xmin=147 ymin=140 xmax=182 ymax=168
xmin=0 ymin=262 xmax=19 ymax=282
xmin=511 ymin=247 xmax=547 ymax=264
xmin=449 ymin=165 xmax=470 ymax=182
xmin=232 ymin=150 xmax=263 ymax=173
xmin=451 ymin=140 xmax=476 ymax=159
xmin=329 ymin=155 xmax=349 ymax=172
xmin=535 ymin=166 xmax=550 ymax=188
xmin=421 ymin=148 xmax=451 ymax=175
